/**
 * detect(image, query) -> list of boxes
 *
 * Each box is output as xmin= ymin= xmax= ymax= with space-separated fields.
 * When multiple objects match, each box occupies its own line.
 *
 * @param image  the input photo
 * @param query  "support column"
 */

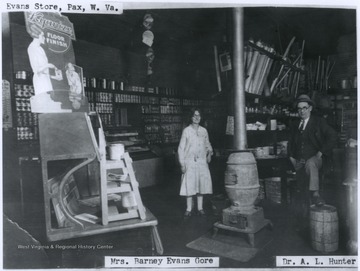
xmin=232 ymin=7 xmax=247 ymax=150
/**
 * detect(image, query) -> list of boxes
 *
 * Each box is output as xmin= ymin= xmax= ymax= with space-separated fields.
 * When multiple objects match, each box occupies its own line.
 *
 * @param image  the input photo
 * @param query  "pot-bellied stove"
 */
xmin=213 ymin=151 xmax=272 ymax=247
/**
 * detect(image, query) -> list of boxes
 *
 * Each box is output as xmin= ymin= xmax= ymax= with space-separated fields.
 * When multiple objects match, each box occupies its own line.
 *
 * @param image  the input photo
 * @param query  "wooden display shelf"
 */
xmin=327 ymin=88 xmax=357 ymax=96
xmin=85 ymin=86 xmax=151 ymax=95
xmin=246 ymin=113 xmax=296 ymax=119
xmin=245 ymin=92 xmax=295 ymax=106
xmin=246 ymin=129 xmax=289 ymax=134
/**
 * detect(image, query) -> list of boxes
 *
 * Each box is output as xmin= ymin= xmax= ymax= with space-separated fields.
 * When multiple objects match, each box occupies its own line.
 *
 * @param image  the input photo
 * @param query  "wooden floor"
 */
xmin=3 ymin=167 xmax=355 ymax=269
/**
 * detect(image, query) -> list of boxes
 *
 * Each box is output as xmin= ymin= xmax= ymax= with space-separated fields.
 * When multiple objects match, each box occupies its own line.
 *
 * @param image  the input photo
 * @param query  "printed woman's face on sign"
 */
xmin=192 ymin=110 xmax=201 ymax=124
xmin=67 ymin=63 xmax=75 ymax=72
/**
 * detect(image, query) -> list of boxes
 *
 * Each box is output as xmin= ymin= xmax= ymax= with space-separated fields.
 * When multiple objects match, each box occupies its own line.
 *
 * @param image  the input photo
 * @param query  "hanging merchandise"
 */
xmin=142 ymin=13 xmax=155 ymax=76
xmin=142 ymin=13 xmax=154 ymax=47
xmin=142 ymin=30 xmax=154 ymax=47
xmin=244 ymin=40 xmax=276 ymax=95
xmin=146 ymin=47 xmax=155 ymax=75
xmin=143 ymin=13 xmax=154 ymax=30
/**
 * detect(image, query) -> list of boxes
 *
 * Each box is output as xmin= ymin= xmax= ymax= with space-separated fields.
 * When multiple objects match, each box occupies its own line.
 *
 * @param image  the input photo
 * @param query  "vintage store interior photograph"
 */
xmin=2 ymin=2 xmax=358 ymax=269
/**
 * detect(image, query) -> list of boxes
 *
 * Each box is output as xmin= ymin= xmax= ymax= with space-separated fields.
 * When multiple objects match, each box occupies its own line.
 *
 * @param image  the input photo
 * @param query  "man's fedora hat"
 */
xmin=296 ymin=94 xmax=314 ymax=106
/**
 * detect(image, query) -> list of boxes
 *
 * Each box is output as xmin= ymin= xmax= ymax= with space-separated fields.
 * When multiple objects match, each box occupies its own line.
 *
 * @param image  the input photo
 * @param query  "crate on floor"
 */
xmin=264 ymin=176 xmax=297 ymax=204
xmin=264 ymin=177 xmax=281 ymax=203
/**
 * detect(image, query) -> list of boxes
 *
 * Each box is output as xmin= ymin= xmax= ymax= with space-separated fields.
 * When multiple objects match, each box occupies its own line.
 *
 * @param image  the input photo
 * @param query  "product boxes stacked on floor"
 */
xmin=261 ymin=176 xmax=296 ymax=204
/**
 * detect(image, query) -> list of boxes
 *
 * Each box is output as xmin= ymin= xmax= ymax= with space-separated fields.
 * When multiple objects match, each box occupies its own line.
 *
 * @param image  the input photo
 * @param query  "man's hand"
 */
xmin=181 ymin=165 xmax=186 ymax=174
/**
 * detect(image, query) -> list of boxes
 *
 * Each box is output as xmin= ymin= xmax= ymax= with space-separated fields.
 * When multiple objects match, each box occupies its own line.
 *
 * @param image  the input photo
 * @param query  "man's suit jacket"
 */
xmin=288 ymin=114 xmax=338 ymax=159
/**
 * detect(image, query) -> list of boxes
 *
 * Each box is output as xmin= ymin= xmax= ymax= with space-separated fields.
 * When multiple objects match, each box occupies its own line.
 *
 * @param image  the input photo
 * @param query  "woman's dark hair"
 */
xmin=188 ymin=107 xmax=202 ymax=123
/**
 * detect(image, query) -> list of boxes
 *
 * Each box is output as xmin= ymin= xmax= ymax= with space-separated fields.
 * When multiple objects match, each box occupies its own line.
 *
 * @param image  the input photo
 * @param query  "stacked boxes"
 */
xmin=264 ymin=177 xmax=282 ymax=204
xmin=261 ymin=176 xmax=297 ymax=204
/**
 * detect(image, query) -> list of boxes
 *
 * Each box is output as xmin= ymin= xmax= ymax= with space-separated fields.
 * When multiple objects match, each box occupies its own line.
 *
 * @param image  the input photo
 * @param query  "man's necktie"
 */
xmin=299 ymin=120 xmax=304 ymax=131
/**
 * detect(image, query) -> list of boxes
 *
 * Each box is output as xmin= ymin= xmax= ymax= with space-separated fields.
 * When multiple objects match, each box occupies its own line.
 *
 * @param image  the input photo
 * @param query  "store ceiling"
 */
xmin=9 ymin=6 xmax=356 ymax=58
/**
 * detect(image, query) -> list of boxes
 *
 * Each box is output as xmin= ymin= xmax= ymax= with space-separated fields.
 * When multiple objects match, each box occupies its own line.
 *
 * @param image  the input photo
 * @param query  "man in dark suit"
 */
xmin=288 ymin=94 xmax=337 ymax=206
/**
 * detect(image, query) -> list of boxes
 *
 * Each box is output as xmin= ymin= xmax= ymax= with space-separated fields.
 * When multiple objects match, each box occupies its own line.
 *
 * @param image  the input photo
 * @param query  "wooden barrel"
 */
xmin=310 ymin=204 xmax=339 ymax=252
xmin=343 ymin=179 xmax=358 ymax=254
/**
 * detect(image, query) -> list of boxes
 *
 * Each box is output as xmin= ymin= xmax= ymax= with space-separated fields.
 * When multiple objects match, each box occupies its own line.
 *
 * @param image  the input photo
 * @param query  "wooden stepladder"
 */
xmin=38 ymin=113 xmax=163 ymax=254
xmin=98 ymin=127 xmax=146 ymax=225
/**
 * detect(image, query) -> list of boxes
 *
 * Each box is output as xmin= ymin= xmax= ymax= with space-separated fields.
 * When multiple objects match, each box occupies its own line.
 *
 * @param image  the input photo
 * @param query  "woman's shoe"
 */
xmin=184 ymin=211 xmax=192 ymax=217
xmin=197 ymin=210 xmax=206 ymax=216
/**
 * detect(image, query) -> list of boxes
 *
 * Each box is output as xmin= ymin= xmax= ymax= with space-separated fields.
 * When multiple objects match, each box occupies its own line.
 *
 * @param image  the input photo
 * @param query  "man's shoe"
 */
xmin=313 ymin=195 xmax=325 ymax=206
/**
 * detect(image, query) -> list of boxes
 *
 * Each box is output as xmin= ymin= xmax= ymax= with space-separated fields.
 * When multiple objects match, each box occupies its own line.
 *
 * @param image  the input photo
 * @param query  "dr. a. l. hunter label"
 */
xmin=277 ymin=256 xmax=357 ymax=267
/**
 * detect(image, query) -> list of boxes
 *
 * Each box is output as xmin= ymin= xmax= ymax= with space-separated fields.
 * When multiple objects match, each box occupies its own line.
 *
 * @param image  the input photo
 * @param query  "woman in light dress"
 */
xmin=178 ymin=108 xmax=213 ymax=217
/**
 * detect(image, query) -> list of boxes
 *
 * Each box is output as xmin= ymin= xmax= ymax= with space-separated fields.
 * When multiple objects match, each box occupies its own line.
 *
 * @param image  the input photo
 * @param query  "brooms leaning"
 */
xmin=244 ymin=40 xmax=276 ymax=95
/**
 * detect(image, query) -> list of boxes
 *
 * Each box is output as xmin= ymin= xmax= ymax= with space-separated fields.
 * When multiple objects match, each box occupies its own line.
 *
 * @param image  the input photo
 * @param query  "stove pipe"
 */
xmin=232 ymin=7 xmax=247 ymax=150
xmin=223 ymin=8 xmax=259 ymax=213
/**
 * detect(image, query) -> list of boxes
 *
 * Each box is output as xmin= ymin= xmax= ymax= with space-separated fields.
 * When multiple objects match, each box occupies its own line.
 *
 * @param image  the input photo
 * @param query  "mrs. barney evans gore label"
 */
xmin=105 ymin=256 xmax=219 ymax=268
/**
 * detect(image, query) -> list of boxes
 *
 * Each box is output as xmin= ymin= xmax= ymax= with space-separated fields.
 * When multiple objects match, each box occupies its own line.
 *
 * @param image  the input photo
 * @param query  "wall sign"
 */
xmin=2 ymin=80 xmax=13 ymax=129
xmin=219 ymin=52 xmax=232 ymax=72
xmin=24 ymin=12 xmax=88 ymax=112
xmin=25 ymin=12 xmax=76 ymax=54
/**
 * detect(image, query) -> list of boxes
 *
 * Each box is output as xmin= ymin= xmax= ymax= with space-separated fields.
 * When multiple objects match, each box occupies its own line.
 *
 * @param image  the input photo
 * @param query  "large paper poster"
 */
xmin=24 ymin=11 xmax=88 ymax=112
